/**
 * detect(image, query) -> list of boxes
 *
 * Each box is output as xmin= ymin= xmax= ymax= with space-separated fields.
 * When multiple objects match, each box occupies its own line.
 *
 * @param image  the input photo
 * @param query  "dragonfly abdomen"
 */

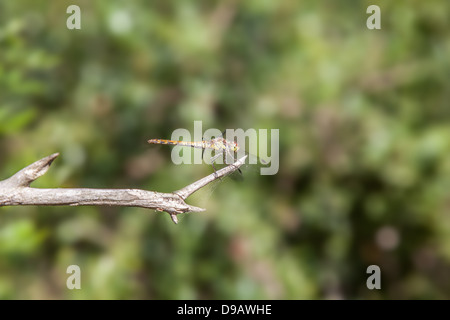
xmin=148 ymin=139 xmax=206 ymax=149
xmin=148 ymin=139 xmax=179 ymax=146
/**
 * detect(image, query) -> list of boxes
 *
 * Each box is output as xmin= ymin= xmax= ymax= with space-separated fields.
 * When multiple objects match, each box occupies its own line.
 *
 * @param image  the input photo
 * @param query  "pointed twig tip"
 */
xmin=170 ymin=214 xmax=179 ymax=224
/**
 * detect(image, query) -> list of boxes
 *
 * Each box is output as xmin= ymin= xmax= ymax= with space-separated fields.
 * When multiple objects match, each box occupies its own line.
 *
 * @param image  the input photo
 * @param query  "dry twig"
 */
xmin=0 ymin=153 xmax=247 ymax=224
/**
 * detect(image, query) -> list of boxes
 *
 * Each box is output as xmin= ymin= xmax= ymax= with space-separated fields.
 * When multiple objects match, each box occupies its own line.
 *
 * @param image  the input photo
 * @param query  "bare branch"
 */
xmin=0 ymin=153 xmax=244 ymax=224
xmin=174 ymin=155 xmax=247 ymax=200
xmin=0 ymin=153 xmax=59 ymax=188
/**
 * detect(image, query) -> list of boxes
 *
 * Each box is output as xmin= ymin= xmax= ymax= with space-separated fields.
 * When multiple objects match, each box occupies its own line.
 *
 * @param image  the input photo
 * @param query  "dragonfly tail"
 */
xmin=148 ymin=139 xmax=204 ymax=148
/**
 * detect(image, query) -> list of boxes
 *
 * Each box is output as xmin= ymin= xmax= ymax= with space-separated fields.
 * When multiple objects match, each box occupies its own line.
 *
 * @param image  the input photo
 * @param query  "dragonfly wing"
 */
xmin=210 ymin=151 xmax=224 ymax=164
xmin=244 ymin=151 xmax=268 ymax=165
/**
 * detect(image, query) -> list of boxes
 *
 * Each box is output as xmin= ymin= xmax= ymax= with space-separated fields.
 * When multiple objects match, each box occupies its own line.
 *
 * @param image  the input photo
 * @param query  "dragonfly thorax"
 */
xmin=213 ymin=137 xmax=239 ymax=152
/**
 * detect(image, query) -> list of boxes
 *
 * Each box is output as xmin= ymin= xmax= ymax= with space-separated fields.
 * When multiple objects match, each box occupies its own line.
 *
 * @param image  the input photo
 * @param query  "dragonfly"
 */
xmin=147 ymin=136 xmax=266 ymax=176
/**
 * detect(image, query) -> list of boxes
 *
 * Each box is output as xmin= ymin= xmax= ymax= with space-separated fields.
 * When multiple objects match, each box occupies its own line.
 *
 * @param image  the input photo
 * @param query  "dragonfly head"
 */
xmin=231 ymin=141 xmax=239 ymax=152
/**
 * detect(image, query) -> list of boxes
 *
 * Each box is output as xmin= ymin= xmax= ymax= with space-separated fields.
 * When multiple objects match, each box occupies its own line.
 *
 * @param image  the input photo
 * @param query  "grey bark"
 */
xmin=0 ymin=153 xmax=246 ymax=224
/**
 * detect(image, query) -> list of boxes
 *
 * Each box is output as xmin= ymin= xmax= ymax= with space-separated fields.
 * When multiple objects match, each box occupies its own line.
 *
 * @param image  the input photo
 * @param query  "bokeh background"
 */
xmin=1 ymin=0 xmax=449 ymax=299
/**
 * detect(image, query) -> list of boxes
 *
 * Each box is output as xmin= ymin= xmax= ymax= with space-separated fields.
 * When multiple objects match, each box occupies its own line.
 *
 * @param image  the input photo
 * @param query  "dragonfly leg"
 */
xmin=210 ymin=151 xmax=224 ymax=179
xmin=226 ymin=150 xmax=242 ymax=175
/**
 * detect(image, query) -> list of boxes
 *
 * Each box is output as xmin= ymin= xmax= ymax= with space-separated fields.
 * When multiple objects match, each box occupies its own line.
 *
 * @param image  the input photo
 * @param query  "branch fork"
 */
xmin=0 ymin=153 xmax=246 ymax=224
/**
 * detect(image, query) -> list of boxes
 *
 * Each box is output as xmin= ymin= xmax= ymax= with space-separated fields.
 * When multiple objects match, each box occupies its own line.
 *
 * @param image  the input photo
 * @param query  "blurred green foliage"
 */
xmin=0 ymin=0 xmax=450 ymax=299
